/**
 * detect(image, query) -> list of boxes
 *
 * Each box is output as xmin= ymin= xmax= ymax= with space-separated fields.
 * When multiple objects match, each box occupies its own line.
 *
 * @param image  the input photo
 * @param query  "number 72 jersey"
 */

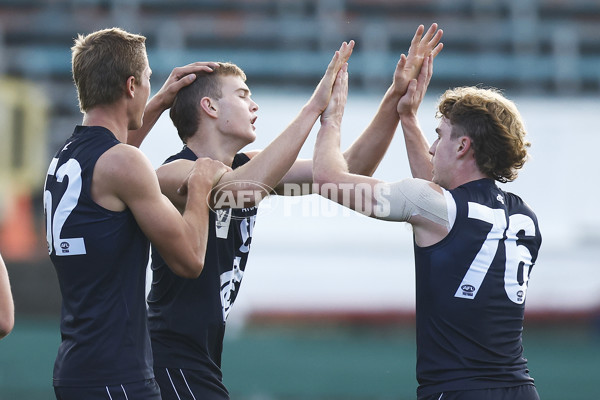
xmin=414 ymin=178 xmax=542 ymax=396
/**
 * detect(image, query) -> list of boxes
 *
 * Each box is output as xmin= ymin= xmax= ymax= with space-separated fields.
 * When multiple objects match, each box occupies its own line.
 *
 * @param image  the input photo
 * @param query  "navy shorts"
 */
xmin=420 ymin=384 xmax=540 ymax=400
xmin=54 ymin=379 xmax=161 ymax=400
xmin=154 ymin=367 xmax=229 ymax=400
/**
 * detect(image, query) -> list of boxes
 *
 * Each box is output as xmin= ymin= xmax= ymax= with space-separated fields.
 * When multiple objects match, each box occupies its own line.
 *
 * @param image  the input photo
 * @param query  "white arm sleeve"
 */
xmin=374 ymin=178 xmax=450 ymax=229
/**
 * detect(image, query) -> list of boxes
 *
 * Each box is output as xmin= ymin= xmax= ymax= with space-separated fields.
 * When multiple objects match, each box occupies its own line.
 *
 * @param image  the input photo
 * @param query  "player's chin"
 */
xmin=128 ymin=117 xmax=144 ymax=131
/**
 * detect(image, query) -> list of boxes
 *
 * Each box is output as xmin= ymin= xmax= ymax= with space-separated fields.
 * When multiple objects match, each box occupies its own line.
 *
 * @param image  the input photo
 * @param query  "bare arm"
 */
xmin=312 ymin=68 xmax=449 ymax=247
xmin=155 ymin=42 xmax=354 ymax=207
xmin=219 ymin=41 xmax=354 ymax=200
xmin=127 ymin=62 xmax=219 ymax=147
xmin=277 ymin=24 xmax=443 ymax=193
xmin=155 ymin=160 xmax=192 ymax=212
xmin=94 ymin=145 xmax=228 ymax=278
xmin=343 ymin=23 xmax=443 ymax=177
xmin=0 ymin=253 xmax=14 ymax=339
xmin=397 ymin=55 xmax=435 ymax=180
xmin=312 ymin=64 xmax=385 ymax=215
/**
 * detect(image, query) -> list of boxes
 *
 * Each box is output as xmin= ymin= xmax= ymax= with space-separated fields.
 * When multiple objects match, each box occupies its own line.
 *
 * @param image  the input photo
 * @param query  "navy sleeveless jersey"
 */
xmin=414 ymin=179 xmax=541 ymax=398
xmin=43 ymin=126 xmax=153 ymax=387
xmin=148 ymin=147 xmax=257 ymax=384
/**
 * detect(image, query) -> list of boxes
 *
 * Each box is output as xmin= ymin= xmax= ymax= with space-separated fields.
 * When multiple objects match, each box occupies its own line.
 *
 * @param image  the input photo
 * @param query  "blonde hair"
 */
xmin=71 ymin=27 xmax=147 ymax=112
xmin=437 ymin=87 xmax=530 ymax=183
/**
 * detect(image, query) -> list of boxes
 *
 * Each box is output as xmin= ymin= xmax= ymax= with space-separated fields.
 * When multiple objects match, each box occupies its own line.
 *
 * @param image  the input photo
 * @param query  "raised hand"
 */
xmin=321 ymin=63 xmax=349 ymax=128
xmin=397 ymin=55 xmax=434 ymax=119
xmin=391 ymin=23 xmax=443 ymax=97
xmin=308 ymin=40 xmax=354 ymax=114
xmin=313 ymin=63 xmax=351 ymax=186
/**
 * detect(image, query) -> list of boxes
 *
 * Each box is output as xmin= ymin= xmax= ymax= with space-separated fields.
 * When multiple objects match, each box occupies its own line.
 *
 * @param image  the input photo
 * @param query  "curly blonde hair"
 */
xmin=437 ymin=87 xmax=530 ymax=183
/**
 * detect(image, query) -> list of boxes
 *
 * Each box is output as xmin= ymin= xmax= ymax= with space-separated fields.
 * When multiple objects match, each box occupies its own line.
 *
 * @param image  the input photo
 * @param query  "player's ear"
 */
xmin=456 ymin=136 xmax=472 ymax=156
xmin=125 ymin=76 xmax=136 ymax=99
xmin=200 ymin=97 xmax=218 ymax=118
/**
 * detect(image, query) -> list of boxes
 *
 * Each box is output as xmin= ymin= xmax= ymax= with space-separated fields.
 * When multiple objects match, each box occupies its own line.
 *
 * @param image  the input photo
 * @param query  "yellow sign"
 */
xmin=0 ymin=78 xmax=48 ymax=205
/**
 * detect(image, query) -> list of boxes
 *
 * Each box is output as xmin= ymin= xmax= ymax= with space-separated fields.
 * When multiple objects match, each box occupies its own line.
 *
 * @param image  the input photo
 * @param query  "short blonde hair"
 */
xmin=71 ymin=27 xmax=147 ymax=112
xmin=437 ymin=87 xmax=530 ymax=183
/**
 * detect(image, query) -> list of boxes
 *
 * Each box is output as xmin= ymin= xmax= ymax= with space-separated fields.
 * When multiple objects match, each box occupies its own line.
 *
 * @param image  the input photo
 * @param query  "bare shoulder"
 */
xmin=97 ymin=144 xmax=156 ymax=184
xmin=156 ymin=159 xmax=195 ymax=181
xmin=156 ymin=159 xmax=194 ymax=195
xmin=155 ymin=159 xmax=196 ymax=211
xmin=93 ymin=144 xmax=160 ymax=210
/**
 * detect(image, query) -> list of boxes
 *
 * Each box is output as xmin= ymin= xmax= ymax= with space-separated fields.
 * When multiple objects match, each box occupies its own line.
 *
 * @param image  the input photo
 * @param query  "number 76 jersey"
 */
xmin=414 ymin=178 xmax=542 ymax=398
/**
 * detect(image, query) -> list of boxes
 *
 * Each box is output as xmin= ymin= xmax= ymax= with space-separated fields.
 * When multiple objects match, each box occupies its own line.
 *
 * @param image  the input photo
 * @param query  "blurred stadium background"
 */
xmin=0 ymin=0 xmax=599 ymax=399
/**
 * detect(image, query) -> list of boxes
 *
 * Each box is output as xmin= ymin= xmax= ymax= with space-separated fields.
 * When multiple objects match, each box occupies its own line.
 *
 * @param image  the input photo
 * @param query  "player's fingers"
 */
xmin=211 ymin=164 xmax=232 ymax=185
xmin=321 ymin=41 xmax=353 ymax=96
xmin=422 ymin=23 xmax=438 ymax=44
xmin=330 ymin=67 xmax=343 ymax=95
xmin=337 ymin=63 xmax=348 ymax=88
xmin=428 ymin=54 xmax=434 ymax=79
xmin=326 ymin=50 xmax=341 ymax=73
xmin=417 ymin=56 xmax=433 ymax=93
xmin=396 ymin=53 xmax=407 ymax=70
xmin=169 ymin=74 xmax=197 ymax=91
xmin=177 ymin=182 xmax=188 ymax=196
xmin=398 ymin=79 xmax=417 ymax=113
xmin=428 ymin=29 xmax=444 ymax=51
xmin=340 ymin=40 xmax=355 ymax=63
xmin=333 ymin=40 xmax=354 ymax=70
xmin=431 ymin=42 xmax=444 ymax=59
xmin=407 ymin=78 xmax=418 ymax=96
xmin=182 ymin=61 xmax=220 ymax=70
xmin=410 ymin=24 xmax=425 ymax=49
xmin=341 ymin=63 xmax=349 ymax=97
xmin=172 ymin=63 xmax=219 ymax=80
xmin=420 ymin=55 xmax=430 ymax=78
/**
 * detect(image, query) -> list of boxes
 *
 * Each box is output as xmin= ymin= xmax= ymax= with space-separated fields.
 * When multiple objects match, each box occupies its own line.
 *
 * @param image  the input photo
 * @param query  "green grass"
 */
xmin=0 ymin=318 xmax=597 ymax=400
xmin=223 ymin=324 xmax=417 ymax=399
xmin=0 ymin=318 xmax=60 ymax=400
xmin=524 ymin=325 xmax=600 ymax=400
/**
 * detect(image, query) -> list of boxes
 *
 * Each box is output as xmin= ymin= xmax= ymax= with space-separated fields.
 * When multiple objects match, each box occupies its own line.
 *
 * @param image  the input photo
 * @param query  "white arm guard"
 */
xmin=374 ymin=178 xmax=450 ymax=229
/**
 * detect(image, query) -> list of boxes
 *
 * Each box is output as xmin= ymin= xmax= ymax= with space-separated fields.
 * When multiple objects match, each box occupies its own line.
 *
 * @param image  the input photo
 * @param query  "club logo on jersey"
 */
xmin=516 ymin=290 xmax=524 ymax=302
xmin=219 ymin=214 xmax=256 ymax=320
xmin=460 ymin=284 xmax=476 ymax=297
xmin=496 ymin=194 xmax=505 ymax=204
xmin=215 ymin=209 xmax=232 ymax=239
xmin=220 ymin=256 xmax=244 ymax=320
xmin=60 ymin=242 xmax=70 ymax=253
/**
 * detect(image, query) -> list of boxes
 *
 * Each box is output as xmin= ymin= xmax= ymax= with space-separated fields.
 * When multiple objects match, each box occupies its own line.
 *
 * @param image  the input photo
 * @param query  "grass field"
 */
xmin=0 ymin=318 xmax=597 ymax=400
